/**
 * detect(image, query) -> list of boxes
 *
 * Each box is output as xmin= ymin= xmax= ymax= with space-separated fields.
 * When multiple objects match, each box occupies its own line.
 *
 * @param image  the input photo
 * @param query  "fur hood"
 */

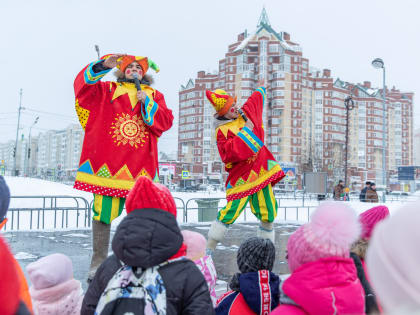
xmin=113 ymin=69 xmax=154 ymax=86
xmin=351 ymin=238 xmax=369 ymax=260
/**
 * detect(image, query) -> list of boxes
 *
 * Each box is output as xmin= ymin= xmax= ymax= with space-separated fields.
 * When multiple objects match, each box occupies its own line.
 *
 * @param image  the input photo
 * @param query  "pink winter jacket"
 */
xmin=271 ymin=257 xmax=365 ymax=315
xmin=195 ymin=255 xmax=217 ymax=306
xmin=30 ymin=278 xmax=83 ymax=315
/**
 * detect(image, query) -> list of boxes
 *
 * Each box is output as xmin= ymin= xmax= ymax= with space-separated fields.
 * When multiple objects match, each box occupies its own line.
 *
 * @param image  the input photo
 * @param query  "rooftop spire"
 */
xmin=257 ymin=6 xmax=271 ymax=27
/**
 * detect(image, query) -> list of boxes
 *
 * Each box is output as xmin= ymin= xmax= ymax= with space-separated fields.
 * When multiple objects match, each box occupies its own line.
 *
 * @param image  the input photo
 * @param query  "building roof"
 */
xmin=234 ymin=8 xmax=300 ymax=53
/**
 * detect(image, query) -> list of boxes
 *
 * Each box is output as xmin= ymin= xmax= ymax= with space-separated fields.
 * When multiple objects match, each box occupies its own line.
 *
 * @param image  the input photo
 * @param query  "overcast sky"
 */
xmin=1 ymin=0 xmax=419 ymax=154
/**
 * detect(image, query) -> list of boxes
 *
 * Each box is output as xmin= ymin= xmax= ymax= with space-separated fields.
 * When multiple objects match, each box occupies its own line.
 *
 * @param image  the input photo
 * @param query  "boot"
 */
xmin=257 ymin=221 xmax=275 ymax=243
xmin=88 ymin=220 xmax=111 ymax=281
xmin=207 ymin=220 xmax=228 ymax=253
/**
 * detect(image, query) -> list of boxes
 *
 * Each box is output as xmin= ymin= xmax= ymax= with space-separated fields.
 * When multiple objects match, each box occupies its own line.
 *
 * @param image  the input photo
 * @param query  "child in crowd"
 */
xmin=82 ymin=176 xmax=214 ymax=315
xmin=351 ymin=205 xmax=389 ymax=313
xmin=367 ymin=203 xmax=420 ymax=314
xmin=181 ymin=230 xmax=217 ymax=306
xmin=0 ymin=176 xmax=32 ymax=312
xmin=0 ymin=235 xmax=31 ymax=315
xmin=216 ymin=237 xmax=280 ymax=314
xmin=26 ymin=253 xmax=83 ymax=315
xmin=271 ymin=202 xmax=365 ymax=314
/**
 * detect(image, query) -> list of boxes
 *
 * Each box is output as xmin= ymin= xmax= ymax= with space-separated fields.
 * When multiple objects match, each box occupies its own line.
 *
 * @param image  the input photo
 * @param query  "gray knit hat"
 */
xmin=237 ymin=237 xmax=276 ymax=273
xmin=0 ymin=176 xmax=10 ymax=221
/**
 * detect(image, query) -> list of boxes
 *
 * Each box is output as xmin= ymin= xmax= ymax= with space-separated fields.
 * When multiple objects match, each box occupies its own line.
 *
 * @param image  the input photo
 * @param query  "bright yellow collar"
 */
xmin=111 ymin=82 xmax=155 ymax=110
xmin=216 ymin=116 xmax=245 ymax=138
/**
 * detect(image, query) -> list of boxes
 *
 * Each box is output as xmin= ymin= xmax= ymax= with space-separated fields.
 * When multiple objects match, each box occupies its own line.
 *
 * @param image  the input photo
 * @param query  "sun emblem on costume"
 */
xmin=110 ymin=113 xmax=148 ymax=148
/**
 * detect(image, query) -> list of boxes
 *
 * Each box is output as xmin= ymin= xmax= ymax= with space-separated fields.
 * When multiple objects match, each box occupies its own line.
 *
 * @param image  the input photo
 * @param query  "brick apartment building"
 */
xmin=177 ymin=8 xmax=414 ymax=189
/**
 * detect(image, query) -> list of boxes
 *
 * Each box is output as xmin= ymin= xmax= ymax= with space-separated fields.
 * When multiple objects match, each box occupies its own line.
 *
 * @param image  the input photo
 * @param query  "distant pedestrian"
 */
xmin=359 ymin=181 xmax=371 ymax=202
xmin=27 ymin=253 xmax=83 ymax=315
xmin=333 ymin=180 xmax=344 ymax=200
xmin=365 ymin=182 xmax=379 ymax=203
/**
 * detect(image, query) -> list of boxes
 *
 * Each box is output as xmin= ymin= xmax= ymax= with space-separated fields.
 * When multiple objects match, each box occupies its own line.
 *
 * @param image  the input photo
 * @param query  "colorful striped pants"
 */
xmin=218 ymin=184 xmax=277 ymax=224
xmin=92 ymin=194 xmax=125 ymax=224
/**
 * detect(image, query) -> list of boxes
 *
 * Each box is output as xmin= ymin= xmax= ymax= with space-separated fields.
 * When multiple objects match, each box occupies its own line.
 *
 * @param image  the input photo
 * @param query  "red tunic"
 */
xmin=73 ymin=59 xmax=173 ymax=198
xmin=216 ymin=87 xmax=285 ymax=201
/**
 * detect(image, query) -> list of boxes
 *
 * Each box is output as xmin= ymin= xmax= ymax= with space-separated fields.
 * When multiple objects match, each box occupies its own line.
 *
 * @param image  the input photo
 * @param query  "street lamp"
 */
xmin=27 ymin=116 xmax=39 ymax=176
xmin=371 ymin=58 xmax=387 ymax=187
xmin=344 ymin=96 xmax=355 ymax=188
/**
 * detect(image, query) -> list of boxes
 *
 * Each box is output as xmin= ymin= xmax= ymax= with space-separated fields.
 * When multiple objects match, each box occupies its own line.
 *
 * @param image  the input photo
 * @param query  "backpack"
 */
xmin=95 ymin=259 xmax=182 ymax=315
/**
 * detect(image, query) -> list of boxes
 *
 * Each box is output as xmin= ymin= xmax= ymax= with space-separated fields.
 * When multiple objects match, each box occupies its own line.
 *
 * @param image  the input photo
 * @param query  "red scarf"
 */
xmin=170 ymin=243 xmax=187 ymax=260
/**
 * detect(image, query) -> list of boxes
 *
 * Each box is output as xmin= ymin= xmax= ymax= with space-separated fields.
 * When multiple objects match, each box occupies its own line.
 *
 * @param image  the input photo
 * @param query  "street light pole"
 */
xmin=13 ymin=89 xmax=24 ymax=176
xmin=27 ymin=116 xmax=39 ymax=176
xmin=372 ymin=58 xmax=387 ymax=186
xmin=344 ymin=96 xmax=355 ymax=188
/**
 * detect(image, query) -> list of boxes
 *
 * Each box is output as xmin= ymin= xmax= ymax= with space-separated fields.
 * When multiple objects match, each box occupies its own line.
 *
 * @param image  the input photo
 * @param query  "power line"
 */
xmin=25 ymin=108 xmax=76 ymax=119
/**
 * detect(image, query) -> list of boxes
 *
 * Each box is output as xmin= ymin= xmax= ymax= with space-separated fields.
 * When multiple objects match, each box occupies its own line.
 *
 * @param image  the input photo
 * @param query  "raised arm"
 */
xmin=242 ymin=85 xmax=266 ymax=123
xmin=74 ymin=54 xmax=123 ymax=110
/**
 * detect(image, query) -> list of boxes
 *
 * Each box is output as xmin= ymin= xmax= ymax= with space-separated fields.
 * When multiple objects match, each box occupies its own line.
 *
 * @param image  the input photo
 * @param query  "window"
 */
xmin=269 ymin=44 xmax=279 ymax=53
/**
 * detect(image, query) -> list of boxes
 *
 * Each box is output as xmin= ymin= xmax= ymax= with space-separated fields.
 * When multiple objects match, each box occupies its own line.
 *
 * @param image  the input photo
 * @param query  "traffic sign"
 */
xmin=181 ymin=170 xmax=190 ymax=179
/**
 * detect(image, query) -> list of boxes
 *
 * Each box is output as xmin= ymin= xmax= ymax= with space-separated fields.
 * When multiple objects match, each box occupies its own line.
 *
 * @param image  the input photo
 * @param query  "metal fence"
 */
xmin=2 ymin=193 xmax=417 ymax=231
xmin=183 ymin=197 xmax=318 ymax=223
xmin=4 ymin=196 xmax=91 ymax=231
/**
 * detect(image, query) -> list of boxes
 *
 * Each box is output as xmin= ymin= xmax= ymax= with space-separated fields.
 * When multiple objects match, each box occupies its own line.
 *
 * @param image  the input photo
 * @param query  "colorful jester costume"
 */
xmin=206 ymin=87 xmax=285 ymax=249
xmin=73 ymin=55 xmax=173 ymax=224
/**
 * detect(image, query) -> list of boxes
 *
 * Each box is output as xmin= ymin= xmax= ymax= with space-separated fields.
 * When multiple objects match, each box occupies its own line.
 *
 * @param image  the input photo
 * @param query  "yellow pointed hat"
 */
xmin=205 ymin=89 xmax=237 ymax=117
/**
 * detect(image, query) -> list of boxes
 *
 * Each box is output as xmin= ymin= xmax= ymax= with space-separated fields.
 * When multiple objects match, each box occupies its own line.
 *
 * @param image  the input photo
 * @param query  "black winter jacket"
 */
xmin=350 ymin=252 xmax=379 ymax=314
xmin=81 ymin=208 xmax=215 ymax=315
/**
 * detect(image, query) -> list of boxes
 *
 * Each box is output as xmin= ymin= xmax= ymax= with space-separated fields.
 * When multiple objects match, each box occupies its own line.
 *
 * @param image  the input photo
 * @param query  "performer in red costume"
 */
xmin=206 ymin=82 xmax=285 ymax=251
xmin=73 ymin=54 xmax=173 ymax=280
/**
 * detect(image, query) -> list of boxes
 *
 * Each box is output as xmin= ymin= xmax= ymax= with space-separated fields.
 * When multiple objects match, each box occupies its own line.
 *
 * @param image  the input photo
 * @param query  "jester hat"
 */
xmin=205 ymin=89 xmax=237 ymax=117
xmin=103 ymin=55 xmax=160 ymax=74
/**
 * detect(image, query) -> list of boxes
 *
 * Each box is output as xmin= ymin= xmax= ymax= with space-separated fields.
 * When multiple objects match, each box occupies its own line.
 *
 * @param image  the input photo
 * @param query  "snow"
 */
xmin=366 ymin=88 xmax=379 ymax=96
xmin=234 ymin=34 xmax=254 ymax=52
xmin=63 ymin=233 xmax=89 ymax=238
xmin=15 ymin=252 xmax=38 ymax=260
xmin=2 ymin=176 xmax=419 ymax=231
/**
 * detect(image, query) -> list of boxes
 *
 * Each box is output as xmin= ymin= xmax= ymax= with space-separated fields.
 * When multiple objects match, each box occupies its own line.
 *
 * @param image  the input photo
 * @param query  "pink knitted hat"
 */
xmin=287 ymin=202 xmax=360 ymax=272
xmin=26 ymin=253 xmax=73 ymax=290
xmin=181 ymin=230 xmax=206 ymax=261
xmin=359 ymin=205 xmax=390 ymax=239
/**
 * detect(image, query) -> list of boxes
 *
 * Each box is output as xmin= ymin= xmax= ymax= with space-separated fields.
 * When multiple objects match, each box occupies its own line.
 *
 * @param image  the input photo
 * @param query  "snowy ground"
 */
xmin=2 ymin=176 xmax=419 ymax=231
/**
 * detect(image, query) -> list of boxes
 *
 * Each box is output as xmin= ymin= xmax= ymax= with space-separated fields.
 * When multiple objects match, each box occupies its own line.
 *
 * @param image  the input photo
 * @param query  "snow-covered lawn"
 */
xmin=2 ymin=176 xmax=419 ymax=231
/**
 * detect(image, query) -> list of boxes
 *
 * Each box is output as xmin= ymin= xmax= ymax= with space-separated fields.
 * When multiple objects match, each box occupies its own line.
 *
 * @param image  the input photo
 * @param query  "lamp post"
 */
xmin=371 ymin=58 xmax=386 ymax=186
xmin=344 ymin=96 xmax=355 ymax=188
xmin=13 ymin=89 xmax=24 ymax=176
xmin=27 ymin=116 xmax=39 ymax=176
